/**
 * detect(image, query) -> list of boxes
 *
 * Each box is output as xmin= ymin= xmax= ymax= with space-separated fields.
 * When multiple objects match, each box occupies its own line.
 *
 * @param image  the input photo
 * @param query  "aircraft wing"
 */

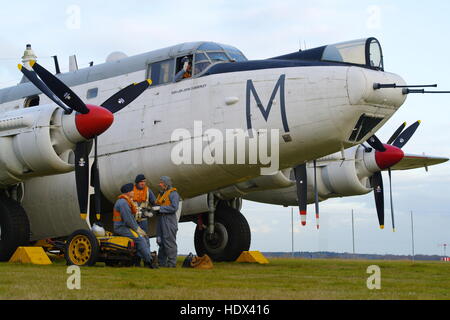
xmin=390 ymin=153 xmax=449 ymax=171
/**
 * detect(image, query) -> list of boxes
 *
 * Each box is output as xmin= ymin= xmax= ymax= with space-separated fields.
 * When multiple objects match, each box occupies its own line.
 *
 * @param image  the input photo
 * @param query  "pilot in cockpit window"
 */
xmin=175 ymin=56 xmax=192 ymax=82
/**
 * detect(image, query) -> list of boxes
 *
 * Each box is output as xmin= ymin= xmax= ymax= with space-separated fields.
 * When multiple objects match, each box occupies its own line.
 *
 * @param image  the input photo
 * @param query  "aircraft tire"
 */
xmin=65 ymin=229 xmax=99 ymax=266
xmin=194 ymin=204 xmax=251 ymax=262
xmin=0 ymin=195 xmax=30 ymax=261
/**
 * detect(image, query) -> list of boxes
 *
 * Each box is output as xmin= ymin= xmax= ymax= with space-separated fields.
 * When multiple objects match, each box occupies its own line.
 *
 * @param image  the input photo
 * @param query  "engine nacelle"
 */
xmin=320 ymin=147 xmax=372 ymax=197
xmin=180 ymin=193 xmax=243 ymax=217
xmin=215 ymin=169 xmax=294 ymax=199
xmin=243 ymin=146 xmax=375 ymax=206
xmin=181 ymin=194 xmax=210 ymax=216
xmin=0 ymin=105 xmax=83 ymax=187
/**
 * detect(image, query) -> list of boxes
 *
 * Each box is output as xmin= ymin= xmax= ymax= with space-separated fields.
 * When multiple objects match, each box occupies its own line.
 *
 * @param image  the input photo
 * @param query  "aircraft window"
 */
xmin=86 ymin=88 xmax=98 ymax=99
xmin=227 ymin=51 xmax=247 ymax=62
xmin=368 ymin=39 xmax=383 ymax=69
xmin=150 ymin=59 xmax=174 ymax=85
xmin=195 ymin=53 xmax=209 ymax=61
xmin=321 ymin=38 xmax=384 ymax=71
xmin=194 ymin=61 xmax=211 ymax=75
xmin=207 ymin=52 xmax=229 ymax=62
xmin=322 ymin=39 xmax=367 ymax=65
xmin=175 ymin=55 xmax=193 ymax=82
xmin=198 ymin=43 xmax=222 ymax=51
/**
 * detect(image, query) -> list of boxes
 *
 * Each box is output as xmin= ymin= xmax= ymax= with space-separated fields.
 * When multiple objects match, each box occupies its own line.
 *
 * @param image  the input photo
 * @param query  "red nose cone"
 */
xmin=75 ymin=104 xmax=114 ymax=139
xmin=375 ymin=144 xmax=404 ymax=170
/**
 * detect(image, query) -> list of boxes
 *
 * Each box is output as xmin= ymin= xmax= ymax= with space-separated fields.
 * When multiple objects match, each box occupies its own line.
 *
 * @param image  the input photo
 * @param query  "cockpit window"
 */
xmin=208 ymin=52 xmax=229 ymax=62
xmin=195 ymin=53 xmax=208 ymax=61
xmin=193 ymin=42 xmax=248 ymax=75
xmin=321 ymin=38 xmax=384 ymax=71
xmin=368 ymin=39 xmax=383 ymax=69
xmin=322 ymin=39 xmax=367 ymax=65
xmin=194 ymin=62 xmax=211 ymax=75
xmin=227 ymin=51 xmax=246 ymax=62
xmin=198 ymin=43 xmax=223 ymax=51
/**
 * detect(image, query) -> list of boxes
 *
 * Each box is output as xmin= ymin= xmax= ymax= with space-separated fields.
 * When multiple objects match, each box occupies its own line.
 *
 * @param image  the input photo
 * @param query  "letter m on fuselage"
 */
xmin=246 ymin=74 xmax=289 ymax=134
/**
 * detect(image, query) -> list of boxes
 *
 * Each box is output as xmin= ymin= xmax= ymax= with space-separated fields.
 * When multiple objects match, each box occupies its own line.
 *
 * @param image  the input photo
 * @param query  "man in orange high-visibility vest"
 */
xmin=132 ymin=174 xmax=157 ymax=234
xmin=113 ymin=183 xmax=156 ymax=269
xmin=152 ymin=176 xmax=180 ymax=268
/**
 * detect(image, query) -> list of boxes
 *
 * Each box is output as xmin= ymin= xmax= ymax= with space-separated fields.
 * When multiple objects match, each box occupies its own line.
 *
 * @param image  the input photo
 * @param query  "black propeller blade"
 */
xmin=18 ymin=64 xmax=71 ymax=113
xmin=372 ymin=171 xmax=385 ymax=229
xmin=101 ymin=80 xmax=152 ymax=113
xmin=30 ymin=61 xmax=90 ymax=114
xmin=75 ymin=141 xmax=91 ymax=219
xmin=293 ymin=164 xmax=307 ymax=226
xmin=367 ymin=135 xmax=387 ymax=152
xmin=370 ymin=121 xmax=421 ymax=231
xmin=387 ymin=122 xmax=407 ymax=145
xmin=392 ymin=121 xmax=421 ymax=149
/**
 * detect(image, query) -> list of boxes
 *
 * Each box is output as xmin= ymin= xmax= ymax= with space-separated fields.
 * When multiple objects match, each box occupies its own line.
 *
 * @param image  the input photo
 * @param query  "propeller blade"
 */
xmin=75 ymin=141 xmax=90 ymax=220
xmin=387 ymin=122 xmax=407 ymax=145
xmin=367 ymin=135 xmax=387 ymax=152
xmin=92 ymin=136 xmax=101 ymax=221
xmin=18 ymin=64 xmax=71 ymax=113
xmin=392 ymin=121 xmax=421 ymax=149
xmin=313 ymin=160 xmax=320 ymax=230
xmin=100 ymin=79 xmax=152 ymax=114
xmin=30 ymin=61 xmax=89 ymax=114
xmin=372 ymin=171 xmax=385 ymax=229
xmin=388 ymin=168 xmax=396 ymax=232
xmin=293 ymin=164 xmax=307 ymax=226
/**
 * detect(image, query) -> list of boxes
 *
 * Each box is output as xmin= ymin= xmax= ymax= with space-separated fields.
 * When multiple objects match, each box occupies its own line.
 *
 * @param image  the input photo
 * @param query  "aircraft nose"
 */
xmin=75 ymin=104 xmax=114 ymax=139
xmin=375 ymin=144 xmax=404 ymax=170
xmin=346 ymin=67 xmax=407 ymax=109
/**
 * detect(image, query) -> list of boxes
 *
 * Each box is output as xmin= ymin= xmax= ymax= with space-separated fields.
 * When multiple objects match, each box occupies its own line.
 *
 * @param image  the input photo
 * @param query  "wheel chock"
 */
xmin=191 ymin=254 xmax=214 ymax=269
xmin=9 ymin=247 xmax=52 ymax=265
xmin=236 ymin=251 xmax=269 ymax=264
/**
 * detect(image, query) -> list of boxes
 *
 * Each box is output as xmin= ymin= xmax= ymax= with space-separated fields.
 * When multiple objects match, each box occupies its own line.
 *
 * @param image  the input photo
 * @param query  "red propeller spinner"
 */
xmin=375 ymin=144 xmax=404 ymax=170
xmin=75 ymin=104 xmax=114 ymax=139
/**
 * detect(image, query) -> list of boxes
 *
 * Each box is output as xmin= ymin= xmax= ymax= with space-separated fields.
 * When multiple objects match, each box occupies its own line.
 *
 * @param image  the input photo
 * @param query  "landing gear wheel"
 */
xmin=65 ymin=229 xmax=99 ymax=266
xmin=0 ymin=195 xmax=30 ymax=261
xmin=194 ymin=204 xmax=250 ymax=262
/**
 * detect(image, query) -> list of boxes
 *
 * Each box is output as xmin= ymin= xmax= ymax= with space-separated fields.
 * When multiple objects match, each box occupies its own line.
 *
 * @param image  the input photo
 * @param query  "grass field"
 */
xmin=0 ymin=257 xmax=449 ymax=300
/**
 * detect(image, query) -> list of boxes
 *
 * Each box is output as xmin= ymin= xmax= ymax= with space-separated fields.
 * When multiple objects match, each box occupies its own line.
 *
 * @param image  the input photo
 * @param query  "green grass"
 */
xmin=0 ymin=257 xmax=449 ymax=300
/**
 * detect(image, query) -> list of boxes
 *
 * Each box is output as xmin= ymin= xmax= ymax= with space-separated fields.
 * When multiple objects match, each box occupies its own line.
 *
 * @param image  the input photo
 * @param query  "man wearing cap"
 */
xmin=132 ymin=174 xmax=157 ymax=234
xmin=113 ymin=183 xmax=156 ymax=268
xmin=174 ymin=56 xmax=192 ymax=82
xmin=152 ymin=176 xmax=180 ymax=268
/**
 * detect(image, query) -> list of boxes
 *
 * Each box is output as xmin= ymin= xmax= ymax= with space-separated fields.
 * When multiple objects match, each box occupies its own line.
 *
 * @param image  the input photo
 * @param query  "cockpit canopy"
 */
xmin=147 ymin=41 xmax=248 ymax=86
xmin=273 ymin=37 xmax=384 ymax=71
xmin=322 ymin=38 xmax=384 ymax=70
xmin=193 ymin=42 xmax=247 ymax=74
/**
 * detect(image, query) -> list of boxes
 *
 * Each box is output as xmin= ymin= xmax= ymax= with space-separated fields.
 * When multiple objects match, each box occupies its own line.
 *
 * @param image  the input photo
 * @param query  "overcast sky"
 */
xmin=1 ymin=1 xmax=449 ymax=256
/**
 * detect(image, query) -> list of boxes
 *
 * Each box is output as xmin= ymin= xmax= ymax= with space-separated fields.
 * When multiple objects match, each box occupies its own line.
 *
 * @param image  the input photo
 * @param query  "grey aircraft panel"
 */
xmin=0 ymin=41 xmax=242 ymax=105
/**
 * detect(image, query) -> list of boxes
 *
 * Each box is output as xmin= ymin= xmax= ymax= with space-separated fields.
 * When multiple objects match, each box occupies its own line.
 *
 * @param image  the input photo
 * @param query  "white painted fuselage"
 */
xmin=0 ymin=60 xmax=406 ymax=240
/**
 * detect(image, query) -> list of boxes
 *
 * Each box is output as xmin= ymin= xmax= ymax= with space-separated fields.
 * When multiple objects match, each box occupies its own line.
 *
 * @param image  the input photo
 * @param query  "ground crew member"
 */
xmin=153 ymin=176 xmax=180 ymax=268
xmin=113 ymin=183 xmax=156 ymax=269
xmin=132 ymin=174 xmax=157 ymax=234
